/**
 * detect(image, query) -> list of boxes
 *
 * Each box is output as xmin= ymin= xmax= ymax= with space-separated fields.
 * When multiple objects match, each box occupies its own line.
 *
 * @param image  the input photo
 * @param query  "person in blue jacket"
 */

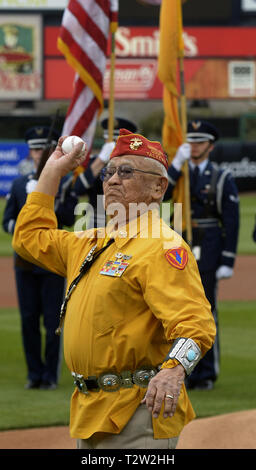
xmin=165 ymin=120 xmax=240 ymax=390
xmin=2 ymin=126 xmax=78 ymax=390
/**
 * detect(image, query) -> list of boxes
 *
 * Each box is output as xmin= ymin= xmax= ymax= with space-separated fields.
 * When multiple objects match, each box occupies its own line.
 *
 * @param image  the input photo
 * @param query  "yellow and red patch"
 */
xmin=165 ymin=247 xmax=188 ymax=270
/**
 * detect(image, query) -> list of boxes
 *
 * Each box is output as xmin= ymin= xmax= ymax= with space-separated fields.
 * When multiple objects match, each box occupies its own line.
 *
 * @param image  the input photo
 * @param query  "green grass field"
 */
xmin=0 ymin=300 xmax=255 ymax=431
xmin=0 ymin=307 xmax=71 ymax=430
xmin=0 ymin=193 xmax=255 ymax=256
xmin=237 ymin=193 xmax=256 ymax=255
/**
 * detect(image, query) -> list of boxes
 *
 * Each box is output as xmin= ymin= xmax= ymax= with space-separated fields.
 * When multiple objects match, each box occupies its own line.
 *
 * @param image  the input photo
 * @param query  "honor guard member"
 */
xmin=18 ymin=125 xmax=59 ymax=175
xmin=12 ymin=129 xmax=215 ymax=449
xmin=74 ymin=117 xmax=137 ymax=228
xmin=2 ymin=126 xmax=78 ymax=390
xmin=165 ymin=120 xmax=240 ymax=390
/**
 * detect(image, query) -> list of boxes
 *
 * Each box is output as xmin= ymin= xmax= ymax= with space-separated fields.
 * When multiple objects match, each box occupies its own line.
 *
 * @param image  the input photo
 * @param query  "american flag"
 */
xmin=58 ymin=0 xmax=118 ymax=167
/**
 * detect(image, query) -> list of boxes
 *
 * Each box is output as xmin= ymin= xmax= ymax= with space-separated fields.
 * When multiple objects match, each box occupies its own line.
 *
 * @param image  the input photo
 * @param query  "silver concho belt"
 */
xmin=71 ymin=367 xmax=158 ymax=395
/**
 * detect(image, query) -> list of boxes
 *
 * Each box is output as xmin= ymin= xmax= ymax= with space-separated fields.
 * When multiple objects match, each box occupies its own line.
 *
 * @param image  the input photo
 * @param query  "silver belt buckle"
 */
xmin=72 ymin=372 xmax=89 ymax=395
xmin=98 ymin=372 xmax=122 ymax=392
xmin=133 ymin=368 xmax=157 ymax=388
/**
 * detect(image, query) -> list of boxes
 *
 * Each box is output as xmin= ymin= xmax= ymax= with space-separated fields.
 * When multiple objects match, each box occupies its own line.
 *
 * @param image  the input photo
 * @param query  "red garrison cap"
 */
xmin=110 ymin=128 xmax=168 ymax=170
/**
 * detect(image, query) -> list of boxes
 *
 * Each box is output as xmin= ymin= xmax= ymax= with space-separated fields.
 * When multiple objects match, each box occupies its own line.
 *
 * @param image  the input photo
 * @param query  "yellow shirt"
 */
xmin=13 ymin=192 xmax=216 ymax=439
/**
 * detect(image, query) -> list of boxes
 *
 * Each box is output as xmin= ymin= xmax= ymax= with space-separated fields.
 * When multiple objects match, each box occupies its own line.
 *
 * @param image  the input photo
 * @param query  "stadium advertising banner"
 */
xmin=0 ymin=15 xmax=42 ymax=100
xmin=0 ymin=143 xmax=28 ymax=196
xmin=44 ymin=26 xmax=256 ymax=101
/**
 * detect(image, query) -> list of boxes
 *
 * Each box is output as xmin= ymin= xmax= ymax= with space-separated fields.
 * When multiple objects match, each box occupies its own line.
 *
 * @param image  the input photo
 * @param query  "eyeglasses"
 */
xmin=100 ymin=165 xmax=162 ymax=182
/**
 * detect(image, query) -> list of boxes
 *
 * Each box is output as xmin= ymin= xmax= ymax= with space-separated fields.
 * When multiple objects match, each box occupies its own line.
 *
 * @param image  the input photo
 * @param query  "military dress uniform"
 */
xmin=18 ymin=125 xmax=60 ymax=176
xmin=3 ymin=171 xmax=78 ymax=389
xmin=165 ymin=121 xmax=240 ymax=389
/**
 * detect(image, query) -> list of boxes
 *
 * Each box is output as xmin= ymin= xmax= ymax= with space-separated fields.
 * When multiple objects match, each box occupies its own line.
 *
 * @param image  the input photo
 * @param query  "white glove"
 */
xmin=98 ymin=141 xmax=115 ymax=163
xmin=172 ymin=143 xmax=191 ymax=171
xmin=26 ymin=179 xmax=38 ymax=194
xmin=216 ymin=265 xmax=234 ymax=280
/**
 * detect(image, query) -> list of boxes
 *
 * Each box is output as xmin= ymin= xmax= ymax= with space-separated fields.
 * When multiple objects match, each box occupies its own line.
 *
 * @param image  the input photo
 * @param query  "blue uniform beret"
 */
xmin=25 ymin=126 xmax=60 ymax=149
xmin=101 ymin=117 xmax=138 ymax=139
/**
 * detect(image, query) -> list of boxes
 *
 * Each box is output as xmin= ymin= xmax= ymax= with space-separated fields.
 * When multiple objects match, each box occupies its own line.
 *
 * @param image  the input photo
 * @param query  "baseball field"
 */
xmin=0 ymin=194 xmax=255 ymax=449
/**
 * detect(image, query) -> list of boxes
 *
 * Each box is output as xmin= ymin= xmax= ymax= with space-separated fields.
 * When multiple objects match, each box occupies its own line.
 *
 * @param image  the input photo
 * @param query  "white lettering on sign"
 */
xmin=116 ymin=27 xmax=198 ymax=58
xmin=103 ymin=59 xmax=157 ymax=99
xmin=116 ymin=28 xmax=159 ymax=57
xmin=183 ymin=31 xmax=198 ymax=57
xmin=0 ymin=165 xmax=19 ymax=176
xmin=0 ymin=148 xmax=19 ymax=161
xmin=216 ymin=158 xmax=256 ymax=178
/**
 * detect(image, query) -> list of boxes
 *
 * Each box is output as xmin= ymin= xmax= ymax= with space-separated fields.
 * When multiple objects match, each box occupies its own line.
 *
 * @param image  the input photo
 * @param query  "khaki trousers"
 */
xmin=77 ymin=404 xmax=179 ymax=449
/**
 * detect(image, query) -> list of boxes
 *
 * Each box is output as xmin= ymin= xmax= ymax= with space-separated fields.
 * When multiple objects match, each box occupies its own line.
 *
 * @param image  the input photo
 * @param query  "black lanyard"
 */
xmin=55 ymin=238 xmax=114 ymax=335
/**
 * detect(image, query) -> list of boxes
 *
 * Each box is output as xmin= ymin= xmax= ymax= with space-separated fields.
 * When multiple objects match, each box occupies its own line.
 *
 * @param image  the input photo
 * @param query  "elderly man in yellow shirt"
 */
xmin=13 ymin=128 xmax=216 ymax=450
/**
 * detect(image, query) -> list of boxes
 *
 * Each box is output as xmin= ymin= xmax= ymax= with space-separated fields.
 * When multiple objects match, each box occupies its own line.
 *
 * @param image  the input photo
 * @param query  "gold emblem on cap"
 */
xmin=130 ymin=137 xmax=143 ymax=151
xmin=192 ymin=121 xmax=201 ymax=130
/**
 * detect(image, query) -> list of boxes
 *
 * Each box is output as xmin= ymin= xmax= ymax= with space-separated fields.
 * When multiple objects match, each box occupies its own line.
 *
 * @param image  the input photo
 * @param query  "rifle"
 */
xmin=36 ymin=109 xmax=60 ymax=179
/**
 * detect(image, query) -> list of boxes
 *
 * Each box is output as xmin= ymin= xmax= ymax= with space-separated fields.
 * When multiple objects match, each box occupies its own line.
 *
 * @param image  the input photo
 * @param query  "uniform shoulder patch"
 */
xmin=165 ymin=247 xmax=188 ymax=270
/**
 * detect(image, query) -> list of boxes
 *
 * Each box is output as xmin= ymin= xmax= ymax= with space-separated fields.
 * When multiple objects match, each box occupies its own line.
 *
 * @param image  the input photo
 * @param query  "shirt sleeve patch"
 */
xmin=165 ymin=247 xmax=188 ymax=270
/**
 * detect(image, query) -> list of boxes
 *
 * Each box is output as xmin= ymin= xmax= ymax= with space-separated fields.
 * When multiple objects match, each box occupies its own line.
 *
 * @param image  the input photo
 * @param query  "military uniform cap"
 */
xmin=110 ymin=128 xmax=168 ymax=170
xmin=101 ymin=117 xmax=138 ymax=140
xmin=25 ymin=126 xmax=60 ymax=149
xmin=187 ymin=120 xmax=219 ymax=143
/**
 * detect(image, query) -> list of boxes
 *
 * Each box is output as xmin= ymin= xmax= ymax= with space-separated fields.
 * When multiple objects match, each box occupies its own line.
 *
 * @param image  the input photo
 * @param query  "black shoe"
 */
xmin=40 ymin=381 xmax=57 ymax=390
xmin=25 ymin=380 xmax=41 ymax=389
xmin=193 ymin=380 xmax=214 ymax=390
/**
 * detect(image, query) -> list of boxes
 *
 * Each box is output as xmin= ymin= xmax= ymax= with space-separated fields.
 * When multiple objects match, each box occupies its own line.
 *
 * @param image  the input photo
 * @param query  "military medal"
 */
xmin=100 ymin=252 xmax=132 ymax=277
xmin=115 ymin=252 xmax=132 ymax=261
xmin=100 ymin=260 xmax=129 ymax=277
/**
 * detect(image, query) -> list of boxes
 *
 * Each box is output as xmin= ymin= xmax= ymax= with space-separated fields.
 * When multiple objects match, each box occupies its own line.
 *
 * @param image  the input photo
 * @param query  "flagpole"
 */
xmin=179 ymin=2 xmax=192 ymax=246
xmin=108 ymin=30 xmax=116 ymax=142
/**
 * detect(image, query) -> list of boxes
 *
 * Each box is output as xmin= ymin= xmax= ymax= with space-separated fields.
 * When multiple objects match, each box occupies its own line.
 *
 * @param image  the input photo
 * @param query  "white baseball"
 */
xmin=61 ymin=135 xmax=86 ymax=154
